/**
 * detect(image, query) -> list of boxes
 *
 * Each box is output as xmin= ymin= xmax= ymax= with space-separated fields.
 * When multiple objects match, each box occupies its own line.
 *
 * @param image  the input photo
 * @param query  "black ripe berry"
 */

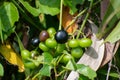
xmin=31 ymin=37 xmax=40 ymax=47
xmin=55 ymin=30 xmax=68 ymax=44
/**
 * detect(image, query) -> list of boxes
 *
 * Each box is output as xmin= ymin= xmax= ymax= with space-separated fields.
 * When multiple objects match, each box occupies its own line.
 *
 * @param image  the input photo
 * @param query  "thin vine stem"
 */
xmin=64 ymin=8 xmax=87 ymax=31
xmin=76 ymin=0 xmax=94 ymax=39
xmin=59 ymin=0 xmax=63 ymax=30
xmin=54 ymin=66 xmax=58 ymax=80
xmin=56 ymin=53 xmax=65 ymax=65
xmin=57 ymin=70 xmax=66 ymax=77
xmin=25 ymin=76 xmax=30 ymax=80
xmin=32 ymin=72 xmax=41 ymax=80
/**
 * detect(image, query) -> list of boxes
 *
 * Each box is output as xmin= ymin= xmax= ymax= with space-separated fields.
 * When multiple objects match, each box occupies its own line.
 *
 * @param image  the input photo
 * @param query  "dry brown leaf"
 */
xmin=100 ymin=42 xmax=119 ymax=67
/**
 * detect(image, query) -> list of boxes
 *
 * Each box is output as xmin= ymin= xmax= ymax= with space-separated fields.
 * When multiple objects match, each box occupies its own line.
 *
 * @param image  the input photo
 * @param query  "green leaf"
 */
xmin=19 ymin=0 xmax=60 ymax=16
xmin=101 ymin=0 xmax=120 ymax=43
xmin=109 ymin=72 xmax=120 ymax=78
xmin=105 ymin=21 xmax=120 ymax=43
xmin=98 ymin=69 xmax=120 ymax=78
xmin=102 ymin=0 xmax=120 ymax=29
xmin=39 ymin=0 xmax=60 ymax=7
xmin=15 ymin=32 xmax=25 ymax=51
xmin=79 ymin=74 xmax=89 ymax=80
xmin=0 ymin=2 xmax=19 ymax=41
xmin=39 ymin=52 xmax=53 ymax=76
xmin=40 ymin=64 xmax=52 ymax=77
xmin=43 ymin=52 xmax=53 ymax=63
xmin=19 ymin=0 xmax=40 ymax=16
xmin=36 ymin=0 xmax=60 ymax=16
xmin=65 ymin=59 xmax=77 ymax=71
xmin=76 ymin=64 xmax=96 ymax=80
xmin=0 ymin=63 xmax=4 ymax=76
xmin=64 ymin=0 xmax=85 ymax=15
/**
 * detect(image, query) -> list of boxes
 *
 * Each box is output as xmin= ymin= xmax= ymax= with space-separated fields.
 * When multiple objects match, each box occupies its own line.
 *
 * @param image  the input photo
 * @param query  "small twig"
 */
xmin=106 ymin=59 xmax=112 ymax=80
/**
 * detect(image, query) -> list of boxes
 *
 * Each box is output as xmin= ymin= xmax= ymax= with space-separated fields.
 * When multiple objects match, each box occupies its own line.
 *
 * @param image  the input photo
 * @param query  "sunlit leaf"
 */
xmin=0 ymin=41 xmax=24 ymax=72
xmin=0 ymin=63 xmax=4 ymax=76
xmin=43 ymin=52 xmax=53 ymax=63
xmin=109 ymin=72 xmax=120 ymax=78
xmin=102 ymin=0 xmax=120 ymax=28
xmin=19 ymin=0 xmax=40 ymax=16
xmin=0 ymin=2 xmax=19 ymax=41
xmin=39 ymin=64 xmax=52 ymax=77
xmin=65 ymin=60 xmax=77 ymax=71
xmin=19 ymin=0 xmax=60 ymax=16
xmin=105 ymin=21 xmax=120 ymax=43
xmin=76 ymin=64 xmax=96 ymax=80
xmin=64 ymin=0 xmax=85 ymax=15
xmin=36 ymin=0 xmax=60 ymax=16
xmin=39 ymin=52 xmax=53 ymax=76
xmin=39 ymin=0 xmax=60 ymax=7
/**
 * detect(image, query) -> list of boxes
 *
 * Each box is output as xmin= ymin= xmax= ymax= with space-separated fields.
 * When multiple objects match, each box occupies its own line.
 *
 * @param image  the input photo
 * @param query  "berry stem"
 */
xmin=76 ymin=0 xmax=93 ymax=39
xmin=59 ymin=0 xmax=64 ymax=30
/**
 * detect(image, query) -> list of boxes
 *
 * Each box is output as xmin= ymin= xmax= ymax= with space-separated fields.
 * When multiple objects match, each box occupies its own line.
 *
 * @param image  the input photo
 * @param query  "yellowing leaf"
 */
xmin=0 ymin=42 xmax=24 ymax=72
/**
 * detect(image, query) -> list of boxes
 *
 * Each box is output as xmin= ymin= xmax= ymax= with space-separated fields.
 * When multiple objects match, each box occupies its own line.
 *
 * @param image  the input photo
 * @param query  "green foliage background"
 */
xmin=0 ymin=0 xmax=120 ymax=80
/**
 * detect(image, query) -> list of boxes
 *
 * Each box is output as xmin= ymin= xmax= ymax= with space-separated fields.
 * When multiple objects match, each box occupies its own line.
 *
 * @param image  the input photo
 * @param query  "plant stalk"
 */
xmin=76 ymin=0 xmax=94 ymax=39
xmin=54 ymin=66 xmax=58 ymax=80
xmin=0 ymin=19 xmax=3 ymax=43
xmin=59 ymin=0 xmax=63 ymax=30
